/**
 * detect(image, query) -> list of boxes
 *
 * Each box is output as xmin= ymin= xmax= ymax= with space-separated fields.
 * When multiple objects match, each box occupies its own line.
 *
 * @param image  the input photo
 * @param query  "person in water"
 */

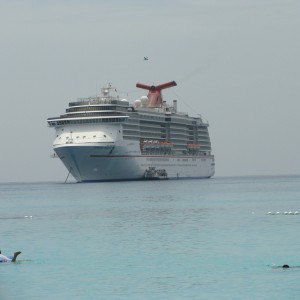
xmin=282 ymin=264 xmax=290 ymax=268
xmin=281 ymin=264 xmax=300 ymax=268
xmin=272 ymin=264 xmax=300 ymax=269
xmin=0 ymin=251 xmax=21 ymax=262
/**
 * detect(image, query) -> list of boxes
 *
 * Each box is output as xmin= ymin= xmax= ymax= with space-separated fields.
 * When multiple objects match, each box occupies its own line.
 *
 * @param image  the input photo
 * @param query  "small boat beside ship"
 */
xmin=144 ymin=167 xmax=168 ymax=180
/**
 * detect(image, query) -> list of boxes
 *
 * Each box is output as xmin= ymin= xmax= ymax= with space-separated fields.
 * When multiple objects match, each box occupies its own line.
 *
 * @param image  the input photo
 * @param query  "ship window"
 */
xmin=76 ymin=136 xmax=79 ymax=139
xmin=103 ymin=135 xmax=106 ymax=137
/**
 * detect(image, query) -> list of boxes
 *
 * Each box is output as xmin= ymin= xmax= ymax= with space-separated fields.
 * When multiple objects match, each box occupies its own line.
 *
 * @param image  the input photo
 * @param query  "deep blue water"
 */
xmin=1 ymin=176 xmax=300 ymax=299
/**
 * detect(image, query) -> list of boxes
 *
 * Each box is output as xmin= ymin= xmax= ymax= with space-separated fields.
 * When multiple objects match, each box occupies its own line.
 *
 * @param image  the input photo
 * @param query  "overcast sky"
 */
xmin=1 ymin=0 xmax=300 ymax=182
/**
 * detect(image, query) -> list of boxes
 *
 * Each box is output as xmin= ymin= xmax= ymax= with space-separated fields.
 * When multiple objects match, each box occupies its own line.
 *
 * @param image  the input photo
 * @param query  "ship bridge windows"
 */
xmin=63 ymin=112 xmax=124 ymax=118
xmin=66 ymin=106 xmax=119 ymax=113
xmin=47 ymin=116 xmax=128 ymax=126
xmin=69 ymin=99 xmax=129 ymax=107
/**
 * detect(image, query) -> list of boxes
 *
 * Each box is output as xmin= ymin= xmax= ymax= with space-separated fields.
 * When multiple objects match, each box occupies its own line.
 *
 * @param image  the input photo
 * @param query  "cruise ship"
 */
xmin=47 ymin=81 xmax=215 ymax=182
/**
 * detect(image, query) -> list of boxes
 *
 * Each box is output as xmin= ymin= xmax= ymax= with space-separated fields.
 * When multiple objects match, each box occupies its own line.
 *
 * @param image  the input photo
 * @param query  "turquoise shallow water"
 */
xmin=1 ymin=176 xmax=300 ymax=299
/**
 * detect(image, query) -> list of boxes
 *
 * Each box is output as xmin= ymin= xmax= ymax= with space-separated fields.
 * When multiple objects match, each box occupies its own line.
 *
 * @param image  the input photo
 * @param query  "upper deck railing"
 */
xmin=69 ymin=97 xmax=129 ymax=107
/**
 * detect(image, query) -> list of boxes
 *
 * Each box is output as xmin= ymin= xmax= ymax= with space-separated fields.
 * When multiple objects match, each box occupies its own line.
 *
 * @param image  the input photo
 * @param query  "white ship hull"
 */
xmin=54 ymin=141 xmax=215 ymax=182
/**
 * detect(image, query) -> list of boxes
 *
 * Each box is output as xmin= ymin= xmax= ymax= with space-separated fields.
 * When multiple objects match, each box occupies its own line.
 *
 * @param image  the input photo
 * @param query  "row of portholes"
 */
xmin=56 ymin=134 xmax=107 ymax=140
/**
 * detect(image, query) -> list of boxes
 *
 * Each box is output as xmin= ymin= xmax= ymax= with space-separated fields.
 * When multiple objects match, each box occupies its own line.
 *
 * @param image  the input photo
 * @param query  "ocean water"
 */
xmin=1 ymin=175 xmax=300 ymax=300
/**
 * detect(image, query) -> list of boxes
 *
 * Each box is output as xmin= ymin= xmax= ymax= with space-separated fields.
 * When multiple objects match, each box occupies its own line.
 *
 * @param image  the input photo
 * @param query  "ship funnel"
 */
xmin=136 ymin=81 xmax=177 ymax=107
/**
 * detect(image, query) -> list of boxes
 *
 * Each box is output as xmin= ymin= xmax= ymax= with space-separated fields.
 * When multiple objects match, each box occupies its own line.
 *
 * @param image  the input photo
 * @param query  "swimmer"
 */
xmin=272 ymin=264 xmax=300 ymax=269
xmin=282 ymin=264 xmax=289 ymax=268
xmin=0 ymin=251 xmax=21 ymax=262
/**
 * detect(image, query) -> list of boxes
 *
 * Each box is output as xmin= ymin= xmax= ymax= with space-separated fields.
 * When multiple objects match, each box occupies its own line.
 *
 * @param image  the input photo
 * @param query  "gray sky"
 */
xmin=1 ymin=0 xmax=300 ymax=182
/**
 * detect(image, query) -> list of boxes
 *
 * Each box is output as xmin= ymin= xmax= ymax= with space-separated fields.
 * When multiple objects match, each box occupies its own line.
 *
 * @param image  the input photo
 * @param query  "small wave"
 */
xmin=0 ymin=216 xmax=33 ymax=220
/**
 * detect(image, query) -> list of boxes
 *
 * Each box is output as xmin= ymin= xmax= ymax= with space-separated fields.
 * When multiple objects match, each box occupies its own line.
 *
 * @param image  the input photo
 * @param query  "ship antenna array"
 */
xmin=171 ymin=89 xmax=206 ymax=120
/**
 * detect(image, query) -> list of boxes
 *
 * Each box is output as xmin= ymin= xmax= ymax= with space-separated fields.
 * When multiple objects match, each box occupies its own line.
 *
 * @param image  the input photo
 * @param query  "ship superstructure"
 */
xmin=47 ymin=81 xmax=215 ymax=182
